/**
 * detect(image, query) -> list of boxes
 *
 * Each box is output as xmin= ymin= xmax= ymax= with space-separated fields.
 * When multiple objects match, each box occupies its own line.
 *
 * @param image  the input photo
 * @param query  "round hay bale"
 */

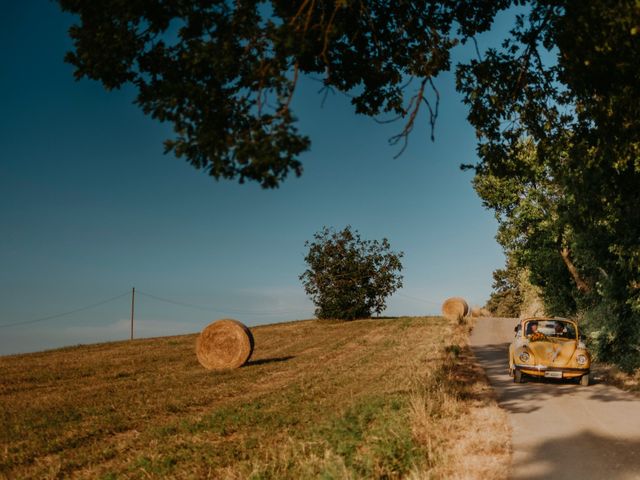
xmin=441 ymin=297 xmax=469 ymax=322
xmin=196 ymin=319 xmax=254 ymax=370
xmin=470 ymin=307 xmax=482 ymax=318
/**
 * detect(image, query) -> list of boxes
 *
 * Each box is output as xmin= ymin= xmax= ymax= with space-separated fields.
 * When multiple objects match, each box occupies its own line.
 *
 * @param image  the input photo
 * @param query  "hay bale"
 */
xmin=196 ymin=319 xmax=254 ymax=370
xmin=441 ymin=297 xmax=469 ymax=322
xmin=470 ymin=307 xmax=482 ymax=317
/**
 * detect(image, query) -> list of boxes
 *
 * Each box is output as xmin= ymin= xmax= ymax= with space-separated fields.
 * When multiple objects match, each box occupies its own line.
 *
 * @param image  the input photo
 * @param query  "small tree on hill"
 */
xmin=300 ymin=226 xmax=403 ymax=320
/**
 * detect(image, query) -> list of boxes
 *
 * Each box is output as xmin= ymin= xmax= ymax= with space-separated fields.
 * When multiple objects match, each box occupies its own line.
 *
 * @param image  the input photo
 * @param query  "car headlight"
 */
xmin=519 ymin=351 xmax=530 ymax=362
xmin=576 ymin=354 xmax=588 ymax=365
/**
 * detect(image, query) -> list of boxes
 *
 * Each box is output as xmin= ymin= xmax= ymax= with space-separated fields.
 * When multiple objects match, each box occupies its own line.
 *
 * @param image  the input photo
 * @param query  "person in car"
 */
xmin=554 ymin=322 xmax=567 ymax=337
xmin=526 ymin=321 xmax=539 ymax=336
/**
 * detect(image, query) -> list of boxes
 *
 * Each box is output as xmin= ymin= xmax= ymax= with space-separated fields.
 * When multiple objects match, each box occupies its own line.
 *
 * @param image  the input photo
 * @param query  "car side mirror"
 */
xmin=514 ymin=326 xmax=519 ymax=333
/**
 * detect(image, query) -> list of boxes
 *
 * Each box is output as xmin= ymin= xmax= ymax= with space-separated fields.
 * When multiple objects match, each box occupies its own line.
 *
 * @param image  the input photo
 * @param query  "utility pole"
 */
xmin=130 ymin=287 xmax=135 ymax=340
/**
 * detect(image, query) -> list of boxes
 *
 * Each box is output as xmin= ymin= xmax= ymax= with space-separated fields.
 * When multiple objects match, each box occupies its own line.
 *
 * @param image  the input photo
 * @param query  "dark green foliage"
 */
xmin=472 ymin=139 xmax=584 ymax=317
xmin=459 ymin=1 xmax=640 ymax=369
xmin=582 ymin=293 xmax=640 ymax=373
xmin=57 ymin=0 xmax=510 ymax=187
xmin=485 ymin=257 xmax=522 ymax=318
xmin=300 ymin=226 xmax=403 ymax=320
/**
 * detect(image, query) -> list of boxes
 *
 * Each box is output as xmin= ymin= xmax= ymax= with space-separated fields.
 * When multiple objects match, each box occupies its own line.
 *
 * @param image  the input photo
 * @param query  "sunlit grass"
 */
xmin=0 ymin=317 xmax=509 ymax=479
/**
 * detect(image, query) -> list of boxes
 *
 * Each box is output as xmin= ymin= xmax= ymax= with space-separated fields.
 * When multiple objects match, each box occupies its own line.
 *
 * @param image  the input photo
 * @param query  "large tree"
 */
xmin=472 ymin=139 xmax=591 ymax=317
xmin=459 ymin=1 xmax=640 ymax=369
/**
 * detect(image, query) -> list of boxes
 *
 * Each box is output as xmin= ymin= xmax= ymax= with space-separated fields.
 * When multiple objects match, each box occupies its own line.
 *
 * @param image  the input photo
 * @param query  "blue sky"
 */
xmin=0 ymin=3 xmax=511 ymax=355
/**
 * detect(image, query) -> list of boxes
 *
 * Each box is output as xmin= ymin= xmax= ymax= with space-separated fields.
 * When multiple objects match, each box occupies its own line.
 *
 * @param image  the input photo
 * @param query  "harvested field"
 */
xmin=0 ymin=317 xmax=509 ymax=479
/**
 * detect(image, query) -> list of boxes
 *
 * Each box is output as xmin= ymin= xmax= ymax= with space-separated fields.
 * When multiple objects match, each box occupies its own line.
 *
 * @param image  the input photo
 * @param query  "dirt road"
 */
xmin=470 ymin=317 xmax=640 ymax=480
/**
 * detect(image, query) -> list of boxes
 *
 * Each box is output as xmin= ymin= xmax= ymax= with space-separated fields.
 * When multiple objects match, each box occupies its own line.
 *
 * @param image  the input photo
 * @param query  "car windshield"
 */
xmin=524 ymin=320 xmax=576 ymax=340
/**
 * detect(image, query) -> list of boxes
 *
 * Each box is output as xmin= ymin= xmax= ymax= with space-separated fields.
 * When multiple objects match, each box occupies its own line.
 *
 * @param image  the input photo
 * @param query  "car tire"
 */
xmin=514 ymin=369 xmax=524 ymax=383
xmin=580 ymin=374 xmax=590 ymax=386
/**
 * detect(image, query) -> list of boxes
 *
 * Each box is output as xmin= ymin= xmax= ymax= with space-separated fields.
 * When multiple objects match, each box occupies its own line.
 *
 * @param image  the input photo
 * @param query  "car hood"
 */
xmin=527 ymin=339 xmax=577 ymax=367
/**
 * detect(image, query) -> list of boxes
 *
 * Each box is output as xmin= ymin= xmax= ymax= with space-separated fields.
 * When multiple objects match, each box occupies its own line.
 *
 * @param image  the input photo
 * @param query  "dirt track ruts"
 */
xmin=470 ymin=317 xmax=640 ymax=480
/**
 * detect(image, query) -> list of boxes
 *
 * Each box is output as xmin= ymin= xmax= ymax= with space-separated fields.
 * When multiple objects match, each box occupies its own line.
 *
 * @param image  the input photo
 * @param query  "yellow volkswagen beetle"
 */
xmin=509 ymin=317 xmax=591 ymax=386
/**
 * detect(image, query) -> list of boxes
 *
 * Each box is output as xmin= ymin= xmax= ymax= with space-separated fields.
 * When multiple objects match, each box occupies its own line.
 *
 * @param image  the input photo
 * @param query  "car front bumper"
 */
xmin=514 ymin=364 xmax=589 ymax=378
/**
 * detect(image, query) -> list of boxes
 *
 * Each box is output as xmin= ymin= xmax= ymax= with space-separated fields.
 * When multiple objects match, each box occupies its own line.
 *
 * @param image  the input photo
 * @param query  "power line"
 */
xmin=3 ymin=286 xmax=435 ymax=331
xmin=396 ymin=292 xmax=441 ymax=306
xmin=0 ymin=291 xmax=131 ymax=329
xmin=136 ymin=290 xmax=308 ymax=316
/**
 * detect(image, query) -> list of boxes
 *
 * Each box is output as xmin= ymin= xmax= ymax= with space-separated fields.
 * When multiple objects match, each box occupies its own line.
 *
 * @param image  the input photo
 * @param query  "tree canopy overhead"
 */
xmin=58 ymin=0 xmax=511 ymax=187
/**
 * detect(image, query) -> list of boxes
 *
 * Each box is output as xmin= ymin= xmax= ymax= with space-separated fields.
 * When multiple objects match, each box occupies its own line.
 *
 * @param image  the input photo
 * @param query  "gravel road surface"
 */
xmin=471 ymin=317 xmax=640 ymax=480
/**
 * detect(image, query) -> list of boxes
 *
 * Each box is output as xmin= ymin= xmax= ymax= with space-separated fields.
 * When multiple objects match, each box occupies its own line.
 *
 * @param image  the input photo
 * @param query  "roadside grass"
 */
xmin=1 ymin=317 xmax=509 ymax=479
xmin=592 ymin=363 xmax=640 ymax=395
xmin=408 ymin=319 xmax=510 ymax=479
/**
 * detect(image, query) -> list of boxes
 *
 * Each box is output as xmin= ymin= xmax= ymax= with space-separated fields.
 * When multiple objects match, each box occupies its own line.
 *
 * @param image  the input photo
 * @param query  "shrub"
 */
xmin=299 ymin=226 xmax=403 ymax=320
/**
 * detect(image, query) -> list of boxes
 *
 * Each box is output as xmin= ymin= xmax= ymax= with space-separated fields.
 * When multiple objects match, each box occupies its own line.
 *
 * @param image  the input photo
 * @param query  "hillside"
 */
xmin=0 ymin=317 xmax=508 ymax=479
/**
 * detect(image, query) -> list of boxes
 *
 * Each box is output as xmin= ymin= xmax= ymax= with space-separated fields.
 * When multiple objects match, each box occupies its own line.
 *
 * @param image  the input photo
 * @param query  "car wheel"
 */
xmin=580 ymin=374 xmax=590 ymax=386
xmin=514 ymin=369 xmax=524 ymax=383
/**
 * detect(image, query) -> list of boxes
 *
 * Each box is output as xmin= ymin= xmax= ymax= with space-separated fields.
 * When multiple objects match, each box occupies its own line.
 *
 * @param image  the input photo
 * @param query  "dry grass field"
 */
xmin=0 ymin=317 xmax=509 ymax=479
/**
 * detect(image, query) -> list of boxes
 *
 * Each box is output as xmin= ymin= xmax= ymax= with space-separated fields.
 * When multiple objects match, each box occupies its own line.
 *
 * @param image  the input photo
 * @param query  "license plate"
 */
xmin=544 ymin=371 xmax=562 ymax=378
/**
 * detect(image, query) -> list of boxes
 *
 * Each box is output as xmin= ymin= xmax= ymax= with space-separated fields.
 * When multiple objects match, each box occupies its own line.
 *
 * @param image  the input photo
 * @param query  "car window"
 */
xmin=524 ymin=321 xmax=539 ymax=335
xmin=562 ymin=322 xmax=577 ymax=339
xmin=523 ymin=320 xmax=576 ymax=339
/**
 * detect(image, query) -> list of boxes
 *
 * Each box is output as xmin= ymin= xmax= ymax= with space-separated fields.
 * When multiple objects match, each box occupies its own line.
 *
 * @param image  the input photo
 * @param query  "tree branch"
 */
xmin=559 ymin=246 xmax=591 ymax=293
